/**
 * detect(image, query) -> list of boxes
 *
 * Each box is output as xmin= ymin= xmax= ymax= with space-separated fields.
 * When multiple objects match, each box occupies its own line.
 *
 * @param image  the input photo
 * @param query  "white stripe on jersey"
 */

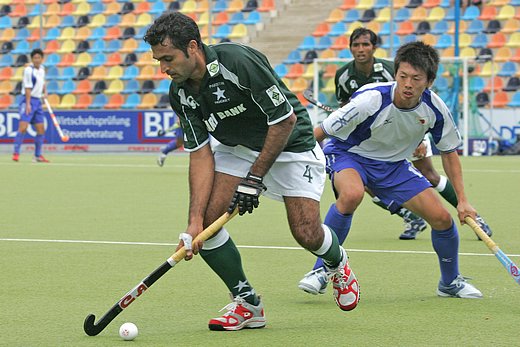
xmin=321 ymin=81 xmax=462 ymax=162
xmin=22 ymin=65 xmax=45 ymax=98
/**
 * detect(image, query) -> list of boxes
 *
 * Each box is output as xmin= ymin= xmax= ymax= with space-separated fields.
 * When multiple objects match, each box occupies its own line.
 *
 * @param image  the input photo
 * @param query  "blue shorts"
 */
xmin=325 ymin=151 xmax=432 ymax=213
xmin=174 ymin=126 xmax=183 ymax=139
xmin=19 ymin=97 xmax=44 ymax=124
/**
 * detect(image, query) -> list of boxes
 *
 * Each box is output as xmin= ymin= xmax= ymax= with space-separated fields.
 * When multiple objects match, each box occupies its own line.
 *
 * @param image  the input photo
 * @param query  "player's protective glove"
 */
xmin=228 ymin=172 xmax=266 ymax=215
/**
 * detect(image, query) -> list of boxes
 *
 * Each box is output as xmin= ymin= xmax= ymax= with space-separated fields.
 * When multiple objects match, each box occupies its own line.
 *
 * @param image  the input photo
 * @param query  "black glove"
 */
xmin=228 ymin=172 xmax=267 ymax=215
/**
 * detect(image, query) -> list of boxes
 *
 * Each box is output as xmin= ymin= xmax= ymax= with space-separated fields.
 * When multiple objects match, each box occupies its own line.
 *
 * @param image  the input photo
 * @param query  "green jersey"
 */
xmin=168 ymin=43 xmax=315 ymax=153
xmin=334 ymin=58 xmax=394 ymax=104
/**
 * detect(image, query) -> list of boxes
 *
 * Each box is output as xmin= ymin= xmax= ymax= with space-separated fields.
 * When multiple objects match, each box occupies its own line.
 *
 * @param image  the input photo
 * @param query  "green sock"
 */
xmin=312 ymin=226 xmax=342 ymax=268
xmin=200 ymin=238 xmax=259 ymax=306
xmin=436 ymin=176 xmax=458 ymax=208
xmin=372 ymin=196 xmax=421 ymax=220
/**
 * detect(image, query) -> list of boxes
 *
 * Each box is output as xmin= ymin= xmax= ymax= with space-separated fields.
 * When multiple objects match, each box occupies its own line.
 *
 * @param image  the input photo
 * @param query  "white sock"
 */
xmin=435 ymin=175 xmax=448 ymax=192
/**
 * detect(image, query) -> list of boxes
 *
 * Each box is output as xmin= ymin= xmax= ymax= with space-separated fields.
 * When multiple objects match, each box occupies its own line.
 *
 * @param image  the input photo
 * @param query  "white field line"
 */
xmin=1 ymin=237 xmax=519 ymax=258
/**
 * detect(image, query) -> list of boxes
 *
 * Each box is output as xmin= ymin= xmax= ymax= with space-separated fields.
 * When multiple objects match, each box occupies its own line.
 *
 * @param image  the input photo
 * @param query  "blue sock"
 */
xmin=35 ymin=134 xmax=44 ymax=157
xmin=431 ymin=220 xmax=459 ymax=285
xmin=162 ymin=140 xmax=178 ymax=155
xmin=13 ymin=131 xmax=25 ymax=154
xmin=313 ymin=203 xmax=352 ymax=270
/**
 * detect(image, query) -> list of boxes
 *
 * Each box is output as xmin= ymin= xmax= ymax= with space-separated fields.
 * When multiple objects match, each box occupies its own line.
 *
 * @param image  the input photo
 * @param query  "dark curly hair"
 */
xmin=349 ymin=27 xmax=378 ymax=48
xmin=30 ymin=48 xmax=44 ymax=58
xmin=144 ymin=12 xmax=202 ymax=58
xmin=394 ymin=41 xmax=439 ymax=83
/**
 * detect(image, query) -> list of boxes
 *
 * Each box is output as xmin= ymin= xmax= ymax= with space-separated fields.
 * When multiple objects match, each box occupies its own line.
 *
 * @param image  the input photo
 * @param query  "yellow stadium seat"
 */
xmin=90 ymin=66 xmax=107 ymax=80
xmin=135 ymin=52 xmax=156 ymax=67
xmin=227 ymin=0 xmax=244 ymax=12
xmin=27 ymin=16 xmax=41 ymax=29
xmin=421 ymin=33 xmax=437 ymax=46
xmin=302 ymin=64 xmax=315 ymax=80
xmin=346 ymin=21 xmax=363 ymax=35
xmin=392 ymin=0 xmax=407 ymax=9
xmin=88 ymin=14 xmax=106 ymax=28
xmin=180 ymin=0 xmax=197 ymax=14
xmin=136 ymin=13 xmax=152 ymax=27
xmin=494 ymin=47 xmax=512 ymax=62
xmin=137 ymin=65 xmax=156 ymax=80
xmin=460 ymin=47 xmax=476 ymax=58
xmin=320 ymin=48 xmax=336 ymax=59
xmin=46 ymin=94 xmax=61 ymax=107
xmin=58 ymin=94 xmax=76 ymax=109
xmin=57 ymin=39 xmax=75 ymax=54
xmin=506 ymin=33 xmax=520 ymax=48
xmin=0 ymin=80 xmax=11 ymax=95
xmin=44 ymin=14 xmax=60 ymax=29
xmin=120 ymin=13 xmax=136 ymax=27
xmin=290 ymin=77 xmax=309 ymax=93
xmin=497 ymin=5 xmax=515 ymax=20
xmin=502 ymin=18 xmax=520 ymax=34
xmin=72 ymin=52 xmax=92 ymax=67
xmin=76 ymin=27 xmax=92 ymax=41
xmin=198 ymin=12 xmax=209 ymax=26
xmin=228 ymin=24 xmax=248 ymax=41
xmin=0 ymin=28 xmax=15 ymax=42
xmin=58 ymin=27 xmax=75 ymax=41
xmin=478 ymin=61 xmax=499 ymax=77
xmin=410 ymin=7 xmax=427 ymax=21
xmin=12 ymin=67 xmax=25 ymax=82
xmin=356 ymin=0 xmax=374 ymax=10
xmin=459 ymin=33 xmax=472 ymax=48
xmin=73 ymin=2 xmax=91 ymax=16
xmin=195 ymin=0 xmax=209 ymax=13
xmin=375 ymin=8 xmax=390 ymax=22
xmin=326 ymin=8 xmax=344 ymax=23
xmin=374 ymin=47 xmax=388 ymax=58
xmin=427 ymin=7 xmax=445 ymax=22
xmin=138 ymin=93 xmax=158 ymax=109
xmin=106 ymin=66 xmax=124 ymax=80
xmin=121 ymin=39 xmax=138 ymax=54
xmin=105 ymin=79 xmax=124 ymax=94
xmin=448 ymin=20 xmax=467 ymax=34
xmin=366 ymin=21 xmax=380 ymax=33
xmin=322 ymin=78 xmax=336 ymax=93
xmin=104 ymin=2 xmax=120 ymax=15
xmin=45 ymin=3 xmax=60 ymax=16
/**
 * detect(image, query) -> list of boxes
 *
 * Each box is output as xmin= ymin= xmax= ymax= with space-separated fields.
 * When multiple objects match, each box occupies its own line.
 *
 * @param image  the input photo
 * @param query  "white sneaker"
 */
xmin=298 ymin=267 xmax=329 ymax=295
xmin=437 ymin=275 xmax=483 ymax=299
xmin=157 ymin=153 xmax=167 ymax=167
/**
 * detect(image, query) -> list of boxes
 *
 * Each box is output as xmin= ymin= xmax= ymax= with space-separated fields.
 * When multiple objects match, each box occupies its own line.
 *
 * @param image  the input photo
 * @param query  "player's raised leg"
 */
xmin=286 ymin=196 xmax=359 ymax=311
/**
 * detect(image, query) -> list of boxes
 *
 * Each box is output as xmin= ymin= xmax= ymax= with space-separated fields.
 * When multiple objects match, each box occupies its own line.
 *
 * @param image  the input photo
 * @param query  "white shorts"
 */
xmin=213 ymin=141 xmax=326 ymax=202
xmin=410 ymin=134 xmax=433 ymax=161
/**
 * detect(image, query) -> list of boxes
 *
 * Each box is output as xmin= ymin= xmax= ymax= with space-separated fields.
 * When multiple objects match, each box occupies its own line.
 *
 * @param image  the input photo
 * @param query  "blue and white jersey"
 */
xmin=321 ymin=81 xmax=461 ymax=162
xmin=21 ymin=64 xmax=45 ymax=98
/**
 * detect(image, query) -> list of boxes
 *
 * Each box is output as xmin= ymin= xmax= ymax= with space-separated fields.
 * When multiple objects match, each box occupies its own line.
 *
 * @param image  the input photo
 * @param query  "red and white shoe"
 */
xmin=329 ymin=247 xmax=360 ymax=311
xmin=32 ymin=155 xmax=49 ymax=163
xmin=12 ymin=153 xmax=19 ymax=162
xmin=208 ymin=295 xmax=266 ymax=331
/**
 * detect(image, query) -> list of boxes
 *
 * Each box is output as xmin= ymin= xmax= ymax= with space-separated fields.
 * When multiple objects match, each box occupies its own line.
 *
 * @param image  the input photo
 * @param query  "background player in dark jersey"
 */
xmin=299 ymin=28 xmax=491 ymax=295
xmin=144 ymin=12 xmax=360 ymax=332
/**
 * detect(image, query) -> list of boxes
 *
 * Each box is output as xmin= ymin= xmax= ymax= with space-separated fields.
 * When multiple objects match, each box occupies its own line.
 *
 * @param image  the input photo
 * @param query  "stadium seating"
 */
xmin=137 ymin=93 xmax=157 ymax=109
xmin=73 ymin=94 xmax=92 ymax=109
xmin=508 ymin=91 xmax=520 ymax=107
xmin=58 ymin=93 xmax=76 ymax=109
xmin=105 ymin=94 xmax=124 ymax=109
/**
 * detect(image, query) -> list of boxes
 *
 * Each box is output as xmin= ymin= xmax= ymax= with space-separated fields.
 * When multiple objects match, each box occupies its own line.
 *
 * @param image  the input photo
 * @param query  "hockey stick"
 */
xmin=465 ymin=216 xmax=520 ymax=285
xmin=157 ymin=123 xmax=180 ymax=137
xmin=43 ymin=98 xmax=69 ymax=142
xmin=302 ymin=89 xmax=335 ymax=113
xmin=84 ymin=209 xmax=238 ymax=336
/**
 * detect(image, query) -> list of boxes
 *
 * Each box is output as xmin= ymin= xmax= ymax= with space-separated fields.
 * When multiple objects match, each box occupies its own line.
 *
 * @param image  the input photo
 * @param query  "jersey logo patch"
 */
xmin=374 ymin=63 xmax=383 ymax=72
xmin=266 ymin=85 xmax=285 ymax=106
xmin=213 ymin=87 xmax=229 ymax=104
xmin=207 ymin=60 xmax=219 ymax=76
